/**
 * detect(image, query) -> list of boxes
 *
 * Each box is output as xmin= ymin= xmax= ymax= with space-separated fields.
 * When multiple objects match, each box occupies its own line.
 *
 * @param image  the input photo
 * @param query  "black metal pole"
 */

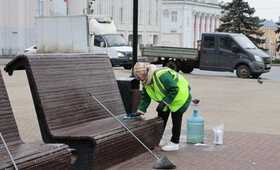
xmin=131 ymin=0 xmax=138 ymax=77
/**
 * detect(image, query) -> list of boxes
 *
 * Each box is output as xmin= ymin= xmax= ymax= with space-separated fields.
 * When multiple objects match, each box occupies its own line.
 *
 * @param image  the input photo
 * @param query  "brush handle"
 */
xmin=0 ymin=132 xmax=18 ymax=170
xmin=88 ymin=92 xmax=159 ymax=160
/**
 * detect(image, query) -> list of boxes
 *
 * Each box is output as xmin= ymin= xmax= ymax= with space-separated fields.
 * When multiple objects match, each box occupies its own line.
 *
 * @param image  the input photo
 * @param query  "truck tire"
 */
xmin=236 ymin=65 xmax=251 ymax=78
xmin=251 ymin=73 xmax=262 ymax=78
xmin=181 ymin=66 xmax=194 ymax=73
xmin=165 ymin=61 xmax=179 ymax=72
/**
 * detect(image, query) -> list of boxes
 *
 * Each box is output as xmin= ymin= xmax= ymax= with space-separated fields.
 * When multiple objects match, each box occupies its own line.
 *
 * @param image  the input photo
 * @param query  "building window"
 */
xmin=96 ymin=0 xmax=102 ymax=15
xmin=155 ymin=0 xmax=159 ymax=25
xmin=119 ymin=8 xmax=123 ymax=23
xmin=97 ymin=5 xmax=101 ymax=15
xmin=109 ymin=0 xmax=114 ymax=20
xmin=171 ymin=11 xmax=177 ymax=22
xmin=148 ymin=0 xmax=152 ymax=25
xmin=37 ymin=0 xmax=44 ymax=16
xmin=138 ymin=0 xmax=143 ymax=24
xmin=156 ymin=11 xmax=158 ymax=25
xmin=130 ymin=0 xmax=133 ymax=24
xmin=119 ymin=0 xmax=124 ymax=23
xmin=110 ymin=7 xmax=114 ymax=19
xmin=265 ymin=36 xmax=271 ymax=49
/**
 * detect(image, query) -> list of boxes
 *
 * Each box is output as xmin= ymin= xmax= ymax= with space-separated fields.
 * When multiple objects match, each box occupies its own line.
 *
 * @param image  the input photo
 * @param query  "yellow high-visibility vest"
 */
xmin=144 ymin=67 xmax=190 ymax=112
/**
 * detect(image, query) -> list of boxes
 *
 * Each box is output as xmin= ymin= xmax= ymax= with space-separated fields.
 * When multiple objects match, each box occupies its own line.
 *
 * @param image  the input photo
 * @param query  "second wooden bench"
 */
xmin=0 ymin=70 xmax=71 ymax=170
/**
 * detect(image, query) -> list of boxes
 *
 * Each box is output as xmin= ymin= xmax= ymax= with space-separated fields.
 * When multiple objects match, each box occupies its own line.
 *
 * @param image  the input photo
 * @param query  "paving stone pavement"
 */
xmin=1 ymin=60 xmax=280 ymax=169
xmin=108 ymin=130 xmax=280 ymax=170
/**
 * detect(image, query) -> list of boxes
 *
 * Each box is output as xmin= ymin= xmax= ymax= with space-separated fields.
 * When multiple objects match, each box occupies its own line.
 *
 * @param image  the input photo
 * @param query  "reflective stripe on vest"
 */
xmin=153 ymin=68 xmax=179 ymax=96
xmin=144 ymin=67 xmax=189 ymax=112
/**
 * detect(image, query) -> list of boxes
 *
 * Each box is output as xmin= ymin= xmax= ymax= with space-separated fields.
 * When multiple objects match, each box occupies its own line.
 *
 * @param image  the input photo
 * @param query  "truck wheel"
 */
xmin=181 ymin=66 xmax=194 ymax=73
xmin=236 ymin=65 xmax=251 ymax=78
xmin=165 ymin=61 xmax=179 ymax=72
xmin=251 ymin=73 xmax=262 ymax=78
xmin=123 ymin=65 xmax=132 ymax=70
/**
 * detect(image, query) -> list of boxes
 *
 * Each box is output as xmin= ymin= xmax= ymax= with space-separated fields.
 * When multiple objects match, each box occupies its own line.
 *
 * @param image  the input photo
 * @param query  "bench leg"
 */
xmin=64 ymin=140 xmax=94 ymax=170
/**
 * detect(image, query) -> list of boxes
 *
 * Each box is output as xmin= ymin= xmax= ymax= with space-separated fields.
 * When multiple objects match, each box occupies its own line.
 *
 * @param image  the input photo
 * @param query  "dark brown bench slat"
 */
xmin=0 ymin=142 xmax=69 ymax=167
xmin=4 ymin=54 xmax=164 ymax=170
xmin=0 ymin=70 xmax=71 ymax=170
xmin=20 ymin=153 xmax=71 ymax=170
xmin=52 ymin=115 xmax=161 ymax=138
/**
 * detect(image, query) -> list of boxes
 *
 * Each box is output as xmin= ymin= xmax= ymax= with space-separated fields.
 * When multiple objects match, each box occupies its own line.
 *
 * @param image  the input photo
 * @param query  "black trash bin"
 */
xmin=117 ymin=77 xmax=140 ymax=114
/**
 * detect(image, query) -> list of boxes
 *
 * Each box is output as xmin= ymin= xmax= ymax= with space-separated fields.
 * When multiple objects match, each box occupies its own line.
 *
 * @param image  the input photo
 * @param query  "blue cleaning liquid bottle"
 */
xmin=187 ymin=109 xmax=204 ymax=143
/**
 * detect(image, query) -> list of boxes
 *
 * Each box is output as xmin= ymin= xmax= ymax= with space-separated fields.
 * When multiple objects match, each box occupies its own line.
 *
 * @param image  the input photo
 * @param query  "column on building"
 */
xmin=214 ymin=15 xmax=220 ymax=31
xmin=203 ymin=13 xmax=207 ymax=33
xmin=195 ymin=12 xmax=200 ymax=47
xmin=213 ymin=15 xmax=218 ymax=32
xmin=201 ymin=13 xmax=205 ymax=39
xmin=218 ymin=15 xmax=221 ymax=29
xmin=209 ymin=14 xmax=212 ymax=32
xmin=182 ymin=6 xmax=193 ymax=48
xmin=206 ymin=13 xmax=210 ymax=33
xmin=199 ymin=14 xmax=202 ymax=41
xmin=211 ymin=14 xmax=215 ymax=32
xmin=193 ymin=12 xmax=196 ymax=48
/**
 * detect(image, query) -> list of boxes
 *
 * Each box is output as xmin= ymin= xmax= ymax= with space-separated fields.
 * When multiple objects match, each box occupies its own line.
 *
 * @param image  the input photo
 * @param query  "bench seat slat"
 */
xmin=0 ymin=142 xmax=68 ymax=162
xmin=52 ymin=115 xmax=127 ymax=137
xmin=0 ymin=142 xmax=70 ymax=169
xmin=18 ymin=154 xmax=71 ymax=170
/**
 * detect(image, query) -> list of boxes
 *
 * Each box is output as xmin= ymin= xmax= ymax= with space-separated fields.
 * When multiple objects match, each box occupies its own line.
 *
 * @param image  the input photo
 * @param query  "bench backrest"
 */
xmin=7 ymin=54 xmax=126 ymax=132
xmin=0 ymin=70 xmax=21 ymax=144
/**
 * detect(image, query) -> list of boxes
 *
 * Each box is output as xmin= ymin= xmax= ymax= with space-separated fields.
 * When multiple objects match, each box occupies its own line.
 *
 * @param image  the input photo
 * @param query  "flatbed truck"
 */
xmin=142 ymin=32 xmax=271 ymax=78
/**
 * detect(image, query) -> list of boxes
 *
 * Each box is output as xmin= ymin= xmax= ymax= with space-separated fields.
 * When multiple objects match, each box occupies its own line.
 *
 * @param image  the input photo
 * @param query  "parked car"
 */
xmin=24 ymin=45 xmax=37 ymax=54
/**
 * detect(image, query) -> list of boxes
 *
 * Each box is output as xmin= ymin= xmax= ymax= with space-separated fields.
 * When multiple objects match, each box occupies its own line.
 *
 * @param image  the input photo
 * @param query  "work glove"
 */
xmin=127 ymin=112 xmax=141 ymax=118
xmin=156 ymin=101 xmax=166 ymax=112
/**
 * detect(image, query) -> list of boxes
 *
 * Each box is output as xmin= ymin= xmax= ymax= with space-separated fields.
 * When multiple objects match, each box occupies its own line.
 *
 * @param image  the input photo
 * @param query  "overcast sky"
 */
xmin=220 ymin=0 xmax=280 ymax=22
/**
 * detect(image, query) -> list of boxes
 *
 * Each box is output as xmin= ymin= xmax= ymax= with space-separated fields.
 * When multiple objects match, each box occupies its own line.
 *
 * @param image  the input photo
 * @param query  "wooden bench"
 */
xmin=0 ymin=70 xmax=71 ymax=170
xmin=4 ymin=54 xmax=164 ymax=170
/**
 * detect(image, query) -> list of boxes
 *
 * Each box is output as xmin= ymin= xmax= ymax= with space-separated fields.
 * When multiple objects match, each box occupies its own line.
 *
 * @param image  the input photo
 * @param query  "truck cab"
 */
xmin=92 ymin=34 xmax=133 ymax=69
xmin=199 ymin=33 xmax=271 ymax=78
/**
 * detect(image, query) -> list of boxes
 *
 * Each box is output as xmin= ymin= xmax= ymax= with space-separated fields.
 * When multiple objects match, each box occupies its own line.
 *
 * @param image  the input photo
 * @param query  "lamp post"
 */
xmin=131 ymin=0 xmax=138 ymax=77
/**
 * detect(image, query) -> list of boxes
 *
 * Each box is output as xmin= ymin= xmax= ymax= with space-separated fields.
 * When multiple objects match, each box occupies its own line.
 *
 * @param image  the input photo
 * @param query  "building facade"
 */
xmin=161 ymin=0 xmax=222 ymax=48
xmin=67 ymin=0 xmax=162 ymax=48
xmin=0 ymin=0 xmax=36 ymax=55
xmin=0 ymin=0 xmax=68 ymax=56
xmin=0 ymin=0 xmax=223 ymax=55
xmin=259 ymin=20 xmax=280 ymax=59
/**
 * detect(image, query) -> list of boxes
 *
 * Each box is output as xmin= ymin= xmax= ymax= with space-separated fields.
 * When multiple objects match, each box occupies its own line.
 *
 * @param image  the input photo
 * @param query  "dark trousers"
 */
xmin=158 ymin=108 xmax=183 ymax=144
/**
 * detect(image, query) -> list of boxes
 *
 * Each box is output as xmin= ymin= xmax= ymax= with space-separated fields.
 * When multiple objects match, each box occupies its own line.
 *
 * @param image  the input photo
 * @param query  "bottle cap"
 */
xmin=193 ymin=109 xmax=198 ymax=117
